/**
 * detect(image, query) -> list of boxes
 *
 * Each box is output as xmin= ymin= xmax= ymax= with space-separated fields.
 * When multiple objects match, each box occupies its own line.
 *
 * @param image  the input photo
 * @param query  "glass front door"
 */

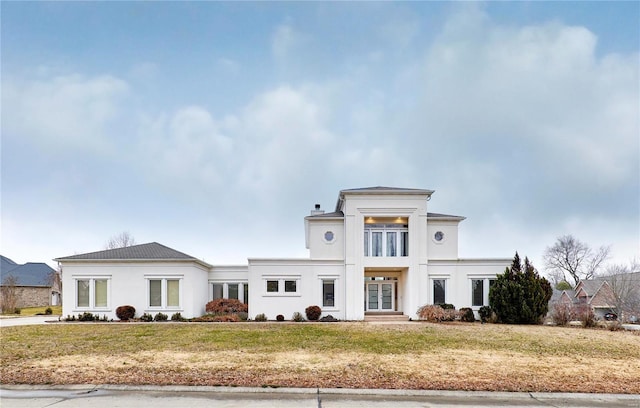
xmin=366 ymin=282 xmax=395 ymax=311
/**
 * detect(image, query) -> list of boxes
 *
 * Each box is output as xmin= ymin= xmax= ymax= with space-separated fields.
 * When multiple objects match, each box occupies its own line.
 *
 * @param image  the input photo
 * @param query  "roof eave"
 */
xmin=336 ymin=187 xmax=435 ymax=211
xmin=55 ymin=257 xmax=213 ymax=269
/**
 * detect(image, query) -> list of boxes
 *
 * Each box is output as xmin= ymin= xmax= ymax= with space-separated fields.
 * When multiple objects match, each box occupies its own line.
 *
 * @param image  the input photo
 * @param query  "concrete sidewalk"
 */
xmin=1 ymin=385 xmax=638 ymax=408
xmin=0 ymin=315 xmax=61 ymax=327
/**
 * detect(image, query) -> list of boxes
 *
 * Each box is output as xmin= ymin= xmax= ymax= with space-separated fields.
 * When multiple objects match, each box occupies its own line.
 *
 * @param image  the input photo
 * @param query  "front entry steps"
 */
xmin=364 ymin=312 xmax=410 ymax=322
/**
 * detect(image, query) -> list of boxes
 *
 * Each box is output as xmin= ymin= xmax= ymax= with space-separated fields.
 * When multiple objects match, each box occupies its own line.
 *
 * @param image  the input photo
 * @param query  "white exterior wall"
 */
xmin=61 ymin=261 xmax=209 ymax=320
xmin=306 ymin=219 xmax=344 ymax=259
xmin=247 ymin=259 xmax=344 ymax=320
xmin=341 ymin=193 xmax=430 ymax=320
xmin=57 ymin=188 xmax=511 ymax=322
xmin=427 ymin=259 xmax=511 ymax=311
xmin=208 ymin=265 xmax=249 ymax=302
xmin=426 ymin=220 xmax=460 ymax=260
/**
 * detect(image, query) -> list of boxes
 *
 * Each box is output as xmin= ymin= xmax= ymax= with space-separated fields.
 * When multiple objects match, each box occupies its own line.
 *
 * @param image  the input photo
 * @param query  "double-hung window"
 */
xmin=75 ymin=277 xmax=109 ymax=309
xmin=147 ymin=277 xmax=181 ymax=309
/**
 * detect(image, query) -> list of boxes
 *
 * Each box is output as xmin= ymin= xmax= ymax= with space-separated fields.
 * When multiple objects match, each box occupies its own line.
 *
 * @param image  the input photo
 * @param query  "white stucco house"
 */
xmin=56 ymin=187 xmax=511 ymax=321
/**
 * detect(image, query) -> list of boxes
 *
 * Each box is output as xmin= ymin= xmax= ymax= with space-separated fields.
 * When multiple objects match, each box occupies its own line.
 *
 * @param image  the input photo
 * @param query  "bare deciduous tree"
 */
xmin=0 ymin=275 xmax=19 ymax=313
xmin=600 ymin=259 xmax=640 ymax=322
xmin=105 ymin=232 xmax=136 ymax=250
xmin=543 ymin=235 xmax=610 ymax=286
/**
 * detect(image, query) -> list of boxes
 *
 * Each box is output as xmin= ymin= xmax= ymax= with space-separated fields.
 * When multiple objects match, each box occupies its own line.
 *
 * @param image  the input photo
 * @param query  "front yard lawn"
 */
xmin=1 ymin=305 xmax=61 ymax=316
xmin=1 ymin=322 xmax=638 ymax=393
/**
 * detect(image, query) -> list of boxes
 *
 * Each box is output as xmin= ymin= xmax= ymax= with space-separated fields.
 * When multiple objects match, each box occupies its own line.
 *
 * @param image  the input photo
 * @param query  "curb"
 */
xmin=1 ymin=384 xmax=639 ymax=401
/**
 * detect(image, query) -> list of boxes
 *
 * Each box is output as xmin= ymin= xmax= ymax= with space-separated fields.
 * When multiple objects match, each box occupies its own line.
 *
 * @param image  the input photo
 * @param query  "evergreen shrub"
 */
xmin=170 ymin=312 xmax=185 ymax=321
xmin=478 ymin=306 xmax=493 ymax=323
xmin=140 ymin=313 xmax=153 ymax=322
xmin=489 ymin=253 xmax=552 ymax=324
xmin=460 ymin=307 xmax=475 ymax=322
xmin=154 ymin=312 xmax=168 ymax=321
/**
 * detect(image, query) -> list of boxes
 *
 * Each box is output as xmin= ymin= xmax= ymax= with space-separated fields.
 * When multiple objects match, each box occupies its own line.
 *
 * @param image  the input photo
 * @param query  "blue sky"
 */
xmin=2 ymin=2 xmax=638 ymax=274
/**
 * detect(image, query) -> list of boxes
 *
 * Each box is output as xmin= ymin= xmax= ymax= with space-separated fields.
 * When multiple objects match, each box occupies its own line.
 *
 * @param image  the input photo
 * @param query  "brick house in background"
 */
xmin=549 ymin=273 xmax=640 ymax=322
xmin=1 ymin=256 xmax=61 ymax=309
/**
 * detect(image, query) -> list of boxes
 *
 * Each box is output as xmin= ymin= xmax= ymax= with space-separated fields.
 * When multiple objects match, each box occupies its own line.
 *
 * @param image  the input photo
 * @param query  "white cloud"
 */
xmin=271 ymin=23 xmax=301 ymax=60
xmin=2 ymin=5 xmax=637 ymax=267
xmin=2 ymin=74 xmax=129 ymax=153
xmin=413 ymin=8 xmax=638 ymax=199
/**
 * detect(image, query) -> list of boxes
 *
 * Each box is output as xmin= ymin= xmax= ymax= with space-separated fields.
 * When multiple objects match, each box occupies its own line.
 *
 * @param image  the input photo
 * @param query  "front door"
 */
xmin=366 ymin=282 xmax=395 ymax=311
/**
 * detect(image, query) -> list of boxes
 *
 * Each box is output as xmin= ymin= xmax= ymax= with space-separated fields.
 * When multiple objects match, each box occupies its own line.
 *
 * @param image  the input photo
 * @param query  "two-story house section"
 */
xmin=57 ymin=186 xmax=511 ymax=321
xmin=248 ymin=187 xmax=511 ymax=321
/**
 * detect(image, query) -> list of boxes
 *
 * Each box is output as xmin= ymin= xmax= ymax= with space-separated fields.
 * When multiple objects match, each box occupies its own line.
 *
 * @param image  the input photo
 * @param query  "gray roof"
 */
xmin=1 ymin=260 xmax=55 ymax=287
xmin=427 ymin=212 xmax=466 ymax=220
xmin=1 ymin=255 xmax=18 ymax=273
xmin=306 ymin=210 xmax=344 ymax=219
xmin=55 ymin=242 xmax=208 ymax=266
xmin=306 ymin=211 xmax=465 ymax=220
xmin=550 ymin=288 xmax=576 ymax=303
xmin=577 ymin=279 xmax=606 ymax=296
xmin=340 ymin=186 xmax=435 ymax=195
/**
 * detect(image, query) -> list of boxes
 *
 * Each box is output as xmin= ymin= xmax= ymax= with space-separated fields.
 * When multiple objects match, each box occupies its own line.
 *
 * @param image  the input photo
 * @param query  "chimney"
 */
xmin=310 ymin=203 xmax=325 ymax=216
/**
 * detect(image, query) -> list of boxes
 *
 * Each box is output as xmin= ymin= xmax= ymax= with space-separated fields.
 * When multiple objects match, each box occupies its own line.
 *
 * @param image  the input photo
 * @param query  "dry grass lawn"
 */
xmin=1 ymin=322 xmax=638 ymax=393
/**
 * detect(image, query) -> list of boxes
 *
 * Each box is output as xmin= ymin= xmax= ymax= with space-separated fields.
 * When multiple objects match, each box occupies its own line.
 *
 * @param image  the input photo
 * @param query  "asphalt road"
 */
xmin=1 ymin=386 xmax=638 ymax=408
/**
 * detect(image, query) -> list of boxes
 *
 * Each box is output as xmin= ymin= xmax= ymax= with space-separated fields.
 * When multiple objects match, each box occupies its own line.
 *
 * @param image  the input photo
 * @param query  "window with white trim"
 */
xmin=433 ymin=279 xmax=446 ymax=305
xmin=471 ymin=278 xmax=496 ymax=307
xmin=322 ymin=279 xmax=335 ymax=307
xmin=228 ymin=283 xmax=239 ymax=299
xmin=364 ymin=223 xmax=408 ymax=257
xmin=75 ymin=278 xmax=110 ymax=309
xmin=212 ymin=283 xmax=224 ymax=300
xmin=266 ymin=280 xmax=279 ymax=293
xmin=210 ymin=282 xmax=248 ymax=304
xmin=264 ymin=278 xmax=300 ymax=295
xmin=284 ymin=280 xmax=297 ymax=293
xmin=147 ymin=278 xmax=182 ymax=309
xmin=472 ymin=279 xmax=484 ymax=307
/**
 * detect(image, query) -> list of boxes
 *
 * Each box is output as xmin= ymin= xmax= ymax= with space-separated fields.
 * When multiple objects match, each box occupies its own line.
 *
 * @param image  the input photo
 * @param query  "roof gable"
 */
xmin=576 ymin=279 xmax=605 ymax=296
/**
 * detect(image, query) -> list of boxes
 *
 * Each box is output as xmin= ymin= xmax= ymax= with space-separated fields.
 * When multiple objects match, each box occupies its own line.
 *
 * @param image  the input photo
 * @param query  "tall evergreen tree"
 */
xmin=489 ymin=252 xmax=553 ymax=324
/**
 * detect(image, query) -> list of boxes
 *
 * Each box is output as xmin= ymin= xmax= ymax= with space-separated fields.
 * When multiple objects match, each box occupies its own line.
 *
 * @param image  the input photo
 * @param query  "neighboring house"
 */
xmin=573 ymin=279 xmax=615 ymax=319
xmin=549 ymin=273 xmax=640 ymax=322
xmin=1 ymin=255 xmax=61 ymax=308
xmin=56 ymin=187 xmax=511 ymax=320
